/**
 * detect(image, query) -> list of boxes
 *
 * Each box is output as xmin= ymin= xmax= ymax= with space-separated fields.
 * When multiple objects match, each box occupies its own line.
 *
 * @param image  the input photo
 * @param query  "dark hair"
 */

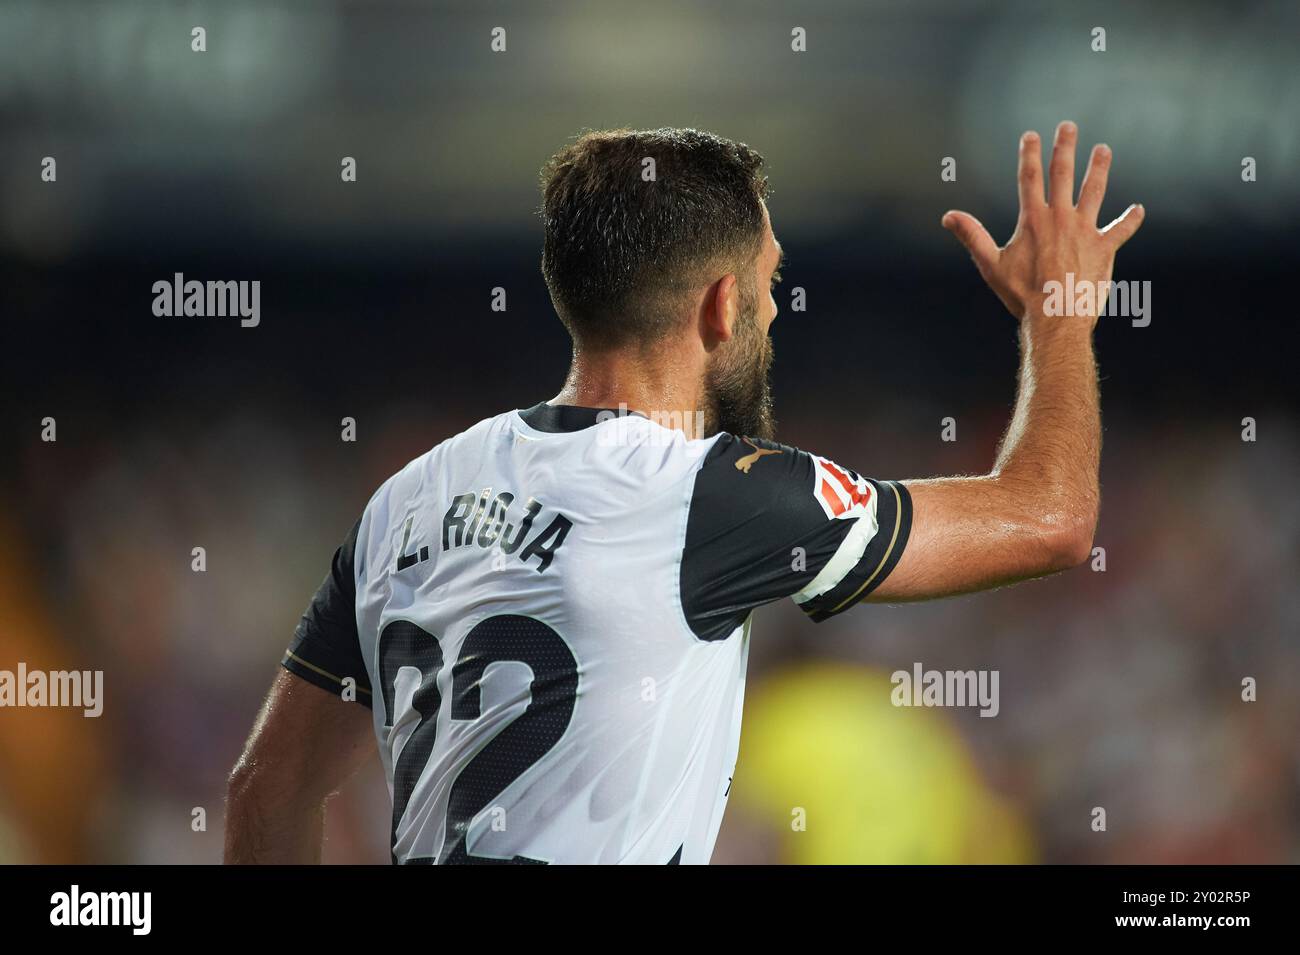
xmin=539 ymin=127 xmax=769 ymax=350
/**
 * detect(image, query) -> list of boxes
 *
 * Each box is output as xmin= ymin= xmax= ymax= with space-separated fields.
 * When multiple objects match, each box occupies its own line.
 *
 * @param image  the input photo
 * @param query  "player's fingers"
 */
xmin=1048 ymin=121 xmax=1077 ymax=209
xmin=1076 ymin=143 xmax=1111 ymax=222
xmin=941 ymin=210 xmax=999 ymax=272
xmin=1017 ymin=131 xmax=1046 ymax=215
xmin=1101 ymin=203 xmax=1146 ymax=249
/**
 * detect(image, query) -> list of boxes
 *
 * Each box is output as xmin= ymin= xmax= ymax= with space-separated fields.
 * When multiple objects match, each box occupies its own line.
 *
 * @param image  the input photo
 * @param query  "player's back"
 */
xmin=283 ymin=402 xmax=911 ymax=864
xmin=355 ymin=404 xmax=739 ymax=864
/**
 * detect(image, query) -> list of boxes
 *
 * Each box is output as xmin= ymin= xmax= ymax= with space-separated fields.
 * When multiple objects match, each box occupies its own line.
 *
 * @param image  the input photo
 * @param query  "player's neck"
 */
xmin=551 ymin=348 xmax=705 ymax=433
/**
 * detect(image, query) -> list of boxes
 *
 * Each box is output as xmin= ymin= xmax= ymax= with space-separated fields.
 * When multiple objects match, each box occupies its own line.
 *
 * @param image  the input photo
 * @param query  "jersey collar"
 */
xmin=518 ymin=403 xmax=646 ymax=433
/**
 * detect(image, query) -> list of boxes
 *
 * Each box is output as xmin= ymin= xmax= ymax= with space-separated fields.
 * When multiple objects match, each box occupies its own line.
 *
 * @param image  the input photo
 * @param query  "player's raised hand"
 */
xmin=941 ymin=121 xmax=1145 ymax=322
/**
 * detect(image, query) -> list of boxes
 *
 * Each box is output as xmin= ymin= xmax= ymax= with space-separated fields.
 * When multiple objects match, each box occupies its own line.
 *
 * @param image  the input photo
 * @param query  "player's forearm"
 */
xmin=223 ymin=671 xmax=375 ymax=864
xmin=870 ymin=123 xmax=1142 ymax=602
xmin=224 ymin=765 xmax=326 ymax=864
xmin=873 ymin=307 xmax=1100 ymax=601
xmin=991 ymin=302 xmax=1101 ymax=554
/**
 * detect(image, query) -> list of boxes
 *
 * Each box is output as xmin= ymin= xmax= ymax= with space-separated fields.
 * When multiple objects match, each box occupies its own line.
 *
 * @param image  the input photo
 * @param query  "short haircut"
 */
xmin=539 ymin=127 xmax=770 ymax=351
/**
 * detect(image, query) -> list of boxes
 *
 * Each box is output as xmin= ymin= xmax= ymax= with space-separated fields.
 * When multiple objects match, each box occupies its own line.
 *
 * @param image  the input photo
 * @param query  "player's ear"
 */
xmin=703 ymin=273 xmax=738 ymax=347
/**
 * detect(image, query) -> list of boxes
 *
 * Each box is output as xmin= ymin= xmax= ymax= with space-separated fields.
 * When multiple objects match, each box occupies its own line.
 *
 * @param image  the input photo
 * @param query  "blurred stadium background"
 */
xmin=1 ymin=0 xmax=1296 ymax=863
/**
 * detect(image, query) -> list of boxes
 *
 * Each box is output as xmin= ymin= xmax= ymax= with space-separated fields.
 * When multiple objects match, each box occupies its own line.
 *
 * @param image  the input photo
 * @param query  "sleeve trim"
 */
xmin=799 ymin=480 xmax=911 ymax=620
xmin=791 ymin=496 xmax=880 ymax=603
xmin=831 ymin=481 xmax=904 ymax=612
xmin=282 ymin=649 xmax=373 ymax=698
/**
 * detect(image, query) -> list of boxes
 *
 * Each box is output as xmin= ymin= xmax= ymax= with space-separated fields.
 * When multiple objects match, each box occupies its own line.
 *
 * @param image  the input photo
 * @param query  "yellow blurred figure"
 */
xmin=732 ymin=664 xmax=1035 ymax=864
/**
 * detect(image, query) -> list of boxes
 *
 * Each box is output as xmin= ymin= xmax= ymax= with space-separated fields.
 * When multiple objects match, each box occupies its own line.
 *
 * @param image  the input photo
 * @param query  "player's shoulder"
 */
xmin=362 ymin=411 xmax=513 ymax=522
xmin=700 ymin=432 xmax=806 ymax=470
xmin=690 ymin=432 xmax=881 ymax=525
xmin=692 ymin=432 xmax=816 ymax=504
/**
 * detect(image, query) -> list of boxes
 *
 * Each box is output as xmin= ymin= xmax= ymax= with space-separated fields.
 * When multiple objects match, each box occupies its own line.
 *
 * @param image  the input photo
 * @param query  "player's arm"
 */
xmin=867 ymin=121 xmax=1144 ymax=602
xmin=225 ymin=518 xmax=377 ymax=863
xmin=224 ymin=669 xmax=374 ymax=864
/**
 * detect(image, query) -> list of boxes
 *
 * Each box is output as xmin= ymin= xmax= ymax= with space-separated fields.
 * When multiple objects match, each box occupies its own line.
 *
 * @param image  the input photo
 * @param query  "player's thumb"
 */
xmin=942 ymin=211 xmax=997 ymax=271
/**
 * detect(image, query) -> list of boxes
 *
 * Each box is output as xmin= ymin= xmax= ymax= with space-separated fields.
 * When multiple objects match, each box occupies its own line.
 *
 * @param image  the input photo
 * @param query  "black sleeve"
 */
xmin=281 ymin=518 xmax=373 ymax=707
xmin=680 ymin=434 xmax=912 ymax=640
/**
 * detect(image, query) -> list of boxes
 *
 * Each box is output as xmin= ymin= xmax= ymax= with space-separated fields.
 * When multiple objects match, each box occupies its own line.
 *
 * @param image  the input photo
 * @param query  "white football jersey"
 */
xmin=283 ymin=403 xmax=911 ymax=864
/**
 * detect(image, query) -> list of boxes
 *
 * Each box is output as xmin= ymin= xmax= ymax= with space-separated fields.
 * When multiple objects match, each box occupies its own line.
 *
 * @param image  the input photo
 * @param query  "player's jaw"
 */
xmin=702 ymin=275 xmax=776 ymax=441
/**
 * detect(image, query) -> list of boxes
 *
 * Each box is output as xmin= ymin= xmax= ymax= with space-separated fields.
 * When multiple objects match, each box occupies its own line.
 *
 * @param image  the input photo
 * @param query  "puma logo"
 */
xmin=735 ymin=437 xmax=782 ymax=473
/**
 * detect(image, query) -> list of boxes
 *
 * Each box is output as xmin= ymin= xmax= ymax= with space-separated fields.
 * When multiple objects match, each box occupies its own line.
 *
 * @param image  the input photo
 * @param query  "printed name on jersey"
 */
xmin=440 ymin=487 xmax=572 ymax=572
xmin=810 ymin=455 xmax=873 ymax=520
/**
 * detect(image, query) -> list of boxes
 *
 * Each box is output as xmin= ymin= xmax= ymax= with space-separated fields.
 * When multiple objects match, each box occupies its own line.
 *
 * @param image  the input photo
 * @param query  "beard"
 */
xmin=702 ymin=278 xmax=776 ymax=441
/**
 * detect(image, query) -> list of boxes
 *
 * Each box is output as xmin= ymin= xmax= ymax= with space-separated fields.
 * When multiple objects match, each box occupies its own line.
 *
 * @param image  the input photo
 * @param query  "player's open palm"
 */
xmin=942 ymin=121 xmax=1145 ymax=322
